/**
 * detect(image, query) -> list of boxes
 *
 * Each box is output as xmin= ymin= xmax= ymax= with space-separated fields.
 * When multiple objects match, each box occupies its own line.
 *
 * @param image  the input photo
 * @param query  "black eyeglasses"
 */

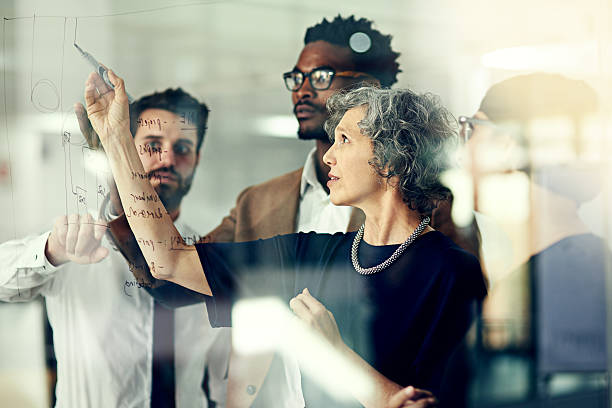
xmin=283 ymin=66 xmax=374 ymax=92
xmin=458 ymin=116 xmax=495 ymax=142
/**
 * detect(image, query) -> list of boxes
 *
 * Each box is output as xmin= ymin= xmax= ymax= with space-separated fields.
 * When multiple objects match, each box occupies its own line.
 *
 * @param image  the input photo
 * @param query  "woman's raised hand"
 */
xmin=83 ymin=70 xmax=130 ymax=148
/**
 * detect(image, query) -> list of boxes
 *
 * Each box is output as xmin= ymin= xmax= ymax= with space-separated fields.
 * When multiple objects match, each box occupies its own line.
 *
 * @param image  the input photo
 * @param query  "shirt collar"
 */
xmin=300 ymin=147 xmax=324 ymax=198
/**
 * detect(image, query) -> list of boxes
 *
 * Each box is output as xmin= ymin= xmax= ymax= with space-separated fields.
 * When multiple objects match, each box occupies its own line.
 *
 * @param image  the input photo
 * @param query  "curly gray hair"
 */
xmin=324 ymin=86 xmax=457 ymax=215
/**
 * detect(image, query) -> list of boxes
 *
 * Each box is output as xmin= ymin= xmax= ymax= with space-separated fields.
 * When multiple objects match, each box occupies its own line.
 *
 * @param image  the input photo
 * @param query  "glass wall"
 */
xmin=0 ymin=1 xmax=610 ymax=407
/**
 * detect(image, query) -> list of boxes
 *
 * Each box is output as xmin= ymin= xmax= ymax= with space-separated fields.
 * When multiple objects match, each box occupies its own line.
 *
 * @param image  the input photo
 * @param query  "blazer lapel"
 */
xmin=276 ymin=171 xmax=301 ymax=235
xmin=254 ymin=168 xmax=302 ymax=238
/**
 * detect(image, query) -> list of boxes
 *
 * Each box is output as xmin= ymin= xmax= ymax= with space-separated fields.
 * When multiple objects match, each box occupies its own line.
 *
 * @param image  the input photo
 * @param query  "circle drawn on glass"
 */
xmin=31 ymin=79 xmax=60 ymax=113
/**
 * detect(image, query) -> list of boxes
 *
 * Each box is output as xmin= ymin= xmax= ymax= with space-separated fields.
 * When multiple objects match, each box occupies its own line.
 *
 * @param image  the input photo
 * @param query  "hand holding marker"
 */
xmin=74 ymin=43 xmax=134 ymax=150
xmin=74 ymin=43 xmax=134 ymax=103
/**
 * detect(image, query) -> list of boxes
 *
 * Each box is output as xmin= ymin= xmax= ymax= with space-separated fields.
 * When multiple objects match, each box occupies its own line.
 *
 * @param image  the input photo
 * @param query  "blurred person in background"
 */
xmin=459 ymin=73 xmax=609 ymax=405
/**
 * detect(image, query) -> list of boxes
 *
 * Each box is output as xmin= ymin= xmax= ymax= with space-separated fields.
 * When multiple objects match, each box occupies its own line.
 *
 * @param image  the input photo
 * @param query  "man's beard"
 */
xmin=149 ymin=167 xmax=195 ymax=213
xmin=297 ymin=123 xmax=329 ymax=141
xmin=294 ymin=101 xmax=330 ymax=142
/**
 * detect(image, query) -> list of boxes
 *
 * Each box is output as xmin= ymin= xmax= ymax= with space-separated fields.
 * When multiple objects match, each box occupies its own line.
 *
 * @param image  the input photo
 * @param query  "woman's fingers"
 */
xmin=91 ymin=70 xmax=112 ymax=95
xmin=84 ymin=74 xmax=99 ymax=110
xmin=297 ymin=288 xmax=327 ymax=314
xmin=289 ymin=296 xmax=311 ymax=321
xmin=85 ymin=72 xmax=112 ymax=113
xmin=83 ymin=69 xmax=130 ymax=142
xmin=405 ymin=397 xmax=438 ymax=407
xmin=291 ymin=290 xmax=343 ymax=347
xmin=74 ymin=102 xmax=101 ymax=150
xmin=74 ymin=102 xmax=92 ymax=132
xmin=388 ymin=386 xmax=415 ymax=408
xmin=407 ymin=388 xmax=433 ymax=400
xmin=290 ymin=295 xmax=325 ymax=328
xmin=387 ymin=387 xmax=438 ymax=408
xmin=297 ymin=290 xmax=335 ymax=332
xmin=107 ymin=70 xmax=128 ymax=103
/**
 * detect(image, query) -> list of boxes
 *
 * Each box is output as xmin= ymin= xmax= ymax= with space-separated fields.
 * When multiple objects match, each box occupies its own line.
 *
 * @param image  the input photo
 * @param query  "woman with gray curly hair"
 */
xmin=84 ymin=71 xmax=485 ymax=408
xmin=324 ymin=86 xmax=456 ymax=216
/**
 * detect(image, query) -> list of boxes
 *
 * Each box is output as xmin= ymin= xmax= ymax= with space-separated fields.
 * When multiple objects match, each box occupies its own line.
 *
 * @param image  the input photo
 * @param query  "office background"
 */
xmin=1 ymin=0 xmax=611 ymax=406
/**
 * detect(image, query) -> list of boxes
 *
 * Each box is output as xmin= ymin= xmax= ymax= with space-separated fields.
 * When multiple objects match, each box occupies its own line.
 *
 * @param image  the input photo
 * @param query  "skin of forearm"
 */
xmin=104 ymin=131 xmax=211 ymax=295
xmin=338 ymin=342 xmax=404 ymax=407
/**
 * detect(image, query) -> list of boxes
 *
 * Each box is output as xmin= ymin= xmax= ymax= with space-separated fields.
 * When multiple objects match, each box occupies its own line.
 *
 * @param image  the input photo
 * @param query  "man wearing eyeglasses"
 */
xmin=457 ymin=73 xmax=609 ymax=407
xmin=205 ymin=15 xmax=400 ymax=249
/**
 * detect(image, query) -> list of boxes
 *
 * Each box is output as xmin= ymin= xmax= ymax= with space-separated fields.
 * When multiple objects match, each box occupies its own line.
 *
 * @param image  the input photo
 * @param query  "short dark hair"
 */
xmin=129 ymin=88 xmax=210 ymax=152
xmin=304 ymin=15 xmax=401 ymax=88
xmin=325 ymin=86 xmax=456 ymax=215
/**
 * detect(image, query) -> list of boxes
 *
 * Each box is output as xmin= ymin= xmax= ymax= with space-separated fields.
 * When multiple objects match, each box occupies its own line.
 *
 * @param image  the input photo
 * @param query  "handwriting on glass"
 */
xmin=130 ymin=170 xmax=163 ymax=183
xmin=129 ymin=191 xmax=159 ymax=203
xmin=136 ymin=112 xmax=197 ymax=130
xmin=136 ymin=235 xmax=200 ymax=252
xmin=126 ymin=206 xmax=165 ymax=219
xmin=137 ymin=143 xmax=167 ymax=161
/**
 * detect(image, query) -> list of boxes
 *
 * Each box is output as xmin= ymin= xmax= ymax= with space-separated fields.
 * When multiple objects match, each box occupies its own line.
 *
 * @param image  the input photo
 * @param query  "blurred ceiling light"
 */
xmin=481 ymin=42 xmax=601 ymax=74
xmin=255 ymin=115 xmax=298 ymax=138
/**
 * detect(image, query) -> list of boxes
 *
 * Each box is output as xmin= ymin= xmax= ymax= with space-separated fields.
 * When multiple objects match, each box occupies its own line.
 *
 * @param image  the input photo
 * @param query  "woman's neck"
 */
xmin=360 ymin=193 xmax=430 ymax=246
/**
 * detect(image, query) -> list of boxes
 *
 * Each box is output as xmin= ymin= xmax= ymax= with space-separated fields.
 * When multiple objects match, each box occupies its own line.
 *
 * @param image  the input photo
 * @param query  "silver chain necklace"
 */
xmin=351 ymin=216 xmax=431 ymax=275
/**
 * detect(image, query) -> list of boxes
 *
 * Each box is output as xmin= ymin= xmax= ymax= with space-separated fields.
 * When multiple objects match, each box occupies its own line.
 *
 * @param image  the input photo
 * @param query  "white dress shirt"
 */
xmin=296 ymin=148 xmax=353 ymax=234
xmin=0 ymin=221 xmax=229 ymax=408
